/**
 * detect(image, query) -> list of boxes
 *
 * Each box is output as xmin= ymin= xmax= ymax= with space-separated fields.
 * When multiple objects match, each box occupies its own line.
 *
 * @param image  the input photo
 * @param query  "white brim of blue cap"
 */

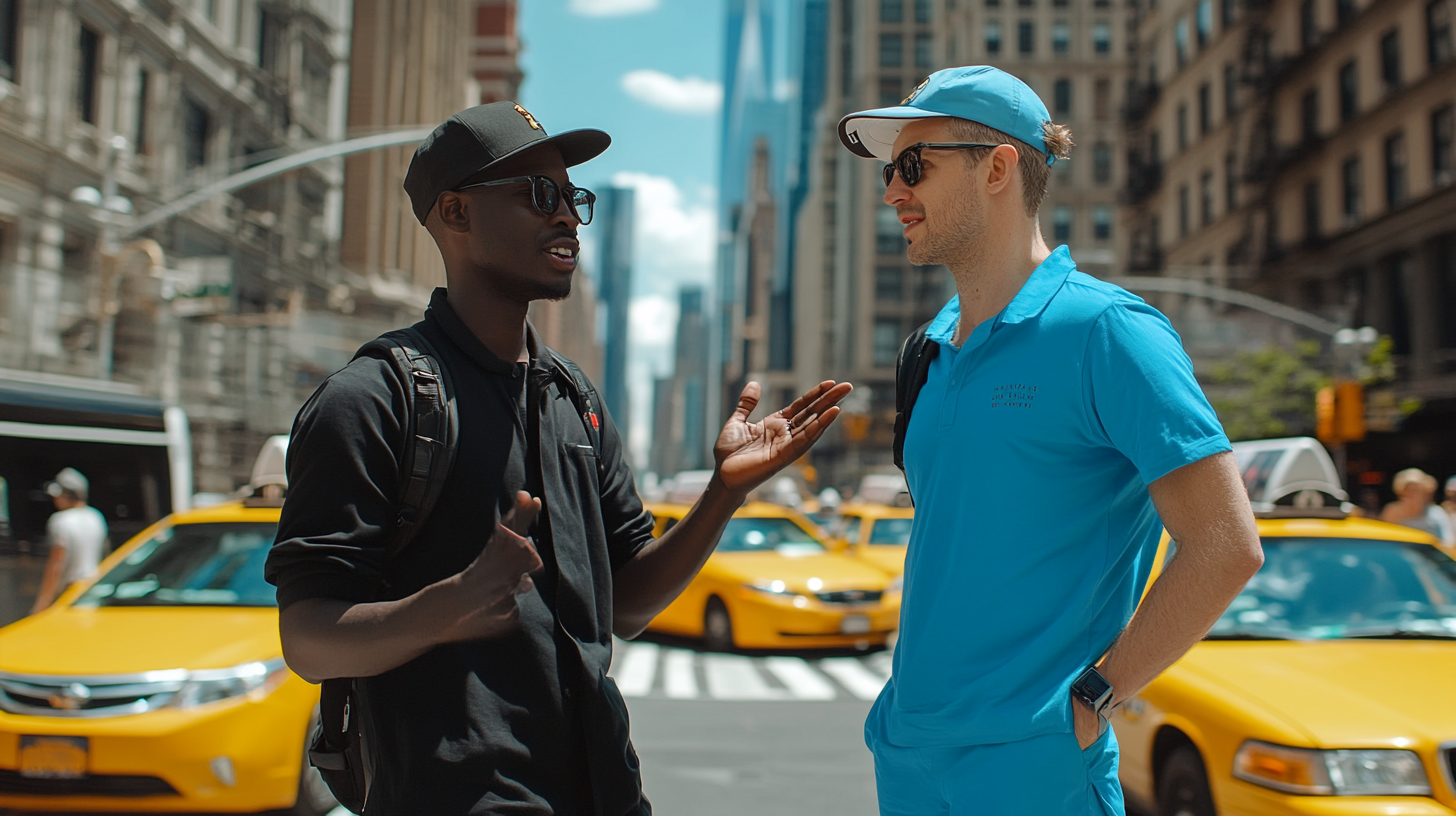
xmin=838 ymin=106 xmax=953 ymax=162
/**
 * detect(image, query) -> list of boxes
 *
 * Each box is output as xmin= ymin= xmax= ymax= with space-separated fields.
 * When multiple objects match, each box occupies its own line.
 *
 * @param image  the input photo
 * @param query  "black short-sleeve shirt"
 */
xmin=265 ymin=289 xmax=656 ymax=816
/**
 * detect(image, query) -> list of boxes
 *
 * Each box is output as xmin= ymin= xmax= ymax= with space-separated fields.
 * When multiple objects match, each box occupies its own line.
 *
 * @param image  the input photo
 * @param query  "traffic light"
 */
xmin=1315 ymin=381 xmax=1365 ymax=445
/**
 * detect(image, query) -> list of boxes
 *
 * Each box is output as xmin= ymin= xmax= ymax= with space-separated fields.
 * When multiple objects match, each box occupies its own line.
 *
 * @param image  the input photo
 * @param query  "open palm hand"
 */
xmin=713 ymin=380 xmax=853 ymax=495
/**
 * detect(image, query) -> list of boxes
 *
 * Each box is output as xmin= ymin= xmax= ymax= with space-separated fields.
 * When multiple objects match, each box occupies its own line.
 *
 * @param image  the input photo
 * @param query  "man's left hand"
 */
xmin=713 ymin=381 xmax=852 ymax=495
xmin=1071 ymin=692 xmax=1102 ymax=750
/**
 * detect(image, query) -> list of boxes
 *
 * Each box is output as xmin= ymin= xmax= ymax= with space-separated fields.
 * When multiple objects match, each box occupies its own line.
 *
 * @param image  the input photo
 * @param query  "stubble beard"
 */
xmin=904 ymin=184 xmax=986 ymax=269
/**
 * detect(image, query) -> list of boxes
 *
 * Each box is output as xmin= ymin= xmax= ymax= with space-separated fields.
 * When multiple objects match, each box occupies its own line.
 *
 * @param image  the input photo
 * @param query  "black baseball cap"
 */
xmin=404 ymin=101 xmax=611 ymax=224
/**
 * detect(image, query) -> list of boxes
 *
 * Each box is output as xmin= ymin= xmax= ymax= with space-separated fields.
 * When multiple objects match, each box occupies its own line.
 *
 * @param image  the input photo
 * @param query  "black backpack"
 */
xmin=304 ymin=326 xmax=604 ymax=814
xmin=891 ymin=320 xmax=940 ymax=504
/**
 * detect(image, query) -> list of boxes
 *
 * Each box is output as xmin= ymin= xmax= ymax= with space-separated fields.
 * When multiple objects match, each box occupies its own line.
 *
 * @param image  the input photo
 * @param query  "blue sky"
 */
xmin=518 ymin=0 xmax=727 ymax=467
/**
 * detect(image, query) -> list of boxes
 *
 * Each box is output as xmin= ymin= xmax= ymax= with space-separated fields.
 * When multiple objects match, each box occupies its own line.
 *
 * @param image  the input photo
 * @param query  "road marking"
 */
xmin=704 ymin=654 xmax=791 ymax=700
xmin=663 ymin=649 xmax=699 ymax=699
xmin=613 ymin=642 xmax=659 ymax=697
xmin=819 ymin=657 xmax=887 ymax=701
xmin=763 ymin=656 xmax=837 ymax=700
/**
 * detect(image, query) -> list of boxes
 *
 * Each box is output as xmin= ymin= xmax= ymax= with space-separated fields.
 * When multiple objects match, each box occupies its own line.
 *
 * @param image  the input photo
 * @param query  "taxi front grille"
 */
xmin=815 ymin=590 xmax=883 ymax=605
xmin=0 ymin=769 xmax=179 ymax=796
xmin=0 ymin=670 xmax=186 ymax=718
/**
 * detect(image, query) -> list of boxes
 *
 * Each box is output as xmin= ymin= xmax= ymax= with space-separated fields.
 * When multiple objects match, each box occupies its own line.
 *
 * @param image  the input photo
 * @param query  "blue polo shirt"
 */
xmin=868 ymin=246 xmax=1230 ymax=749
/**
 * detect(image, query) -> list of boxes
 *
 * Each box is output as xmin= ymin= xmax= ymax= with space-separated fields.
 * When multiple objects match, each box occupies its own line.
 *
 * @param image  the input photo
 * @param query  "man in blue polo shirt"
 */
xmin=837 ymin=66 xmax=1266 ymax=814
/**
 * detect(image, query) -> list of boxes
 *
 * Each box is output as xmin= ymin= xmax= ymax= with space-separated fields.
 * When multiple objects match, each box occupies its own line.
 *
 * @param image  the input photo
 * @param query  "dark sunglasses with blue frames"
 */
xmin=454 ymin=174 xmax=596 ymax=225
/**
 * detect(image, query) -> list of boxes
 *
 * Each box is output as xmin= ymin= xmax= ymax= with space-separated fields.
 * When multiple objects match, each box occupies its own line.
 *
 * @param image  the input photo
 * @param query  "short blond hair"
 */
xmin=1392 ymin=468 xmax=1436 ymax=495
xmin=946 ymin=118 xmax=1074 ymax=217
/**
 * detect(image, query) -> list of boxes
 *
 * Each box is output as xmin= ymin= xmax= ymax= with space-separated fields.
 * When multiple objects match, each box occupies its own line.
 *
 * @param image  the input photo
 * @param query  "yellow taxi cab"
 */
xmin=0 ymin=437 xmax=333 ymax=814
xmin=829 ymin=502 xmax=914 ymax=577
xmin=644 ymin=501 xmax=900 ymax=651
xmin=1114 ymin=438 xmax=1456 ymax=815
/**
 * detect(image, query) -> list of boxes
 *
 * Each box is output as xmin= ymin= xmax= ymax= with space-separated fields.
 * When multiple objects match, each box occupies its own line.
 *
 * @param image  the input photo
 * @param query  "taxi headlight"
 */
xmin=1233 ymin=741 xmax=1430 ymax=796
xmin=170 ymin=659 xmax=289 ymax=710
xmin=745 ymin=580 xmax=801 ymax=598
xmin=886 ymin=573 xmax=903 ymax=593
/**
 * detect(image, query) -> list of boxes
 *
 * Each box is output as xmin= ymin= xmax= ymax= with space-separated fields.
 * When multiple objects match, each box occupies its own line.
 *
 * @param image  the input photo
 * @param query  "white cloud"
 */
xmin=629 ymin=294 xmax=681 ymax=349
xmin=621 ymin=70 xmax=723 ymax=115
xmin=568 ymin=0 xmax=659 ymax=16
xmin=610 ymin=171 xmax=717 ymax=273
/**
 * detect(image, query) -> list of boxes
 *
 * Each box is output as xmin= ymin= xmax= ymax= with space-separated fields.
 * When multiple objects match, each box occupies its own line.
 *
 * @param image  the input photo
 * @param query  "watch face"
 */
xmin=1076 ymin=668 xmax=1112 ymax=702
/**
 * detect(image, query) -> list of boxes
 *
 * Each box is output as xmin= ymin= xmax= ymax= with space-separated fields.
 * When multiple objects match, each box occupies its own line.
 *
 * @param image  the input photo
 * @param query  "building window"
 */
xmin=258 ymin=8 xmax=283 ymax=73
xmin=1226 ymin=152 xmax=1239 ymax=208
xmin=77 ymin=26 xmax=100 ymax=124
xmin=134 ymin=68 xmax=149 ymax=153
xmin=1222 ymin=0 xmax=1236 ymax=27
xmin=915 ymin=0 xmax=933 ymax=22
xmin=881 ymin=0 xmax=905 ymax=22
xmin=1053 ymin=204 xmax=1073 ymax=242
xmin=1150 ymin=129 xmax=1162 ymax=163
xmin=874 ymin=320 xmax=901 ymax=367
xmin=1338 ymin=60 xmax=1358 ymax=122
xmin=1093 ymin=142 xmax=1112 ymax=183
xmin=1175 ymin=17 xmax=1189 ymax=66
xmin=1053 ymin=21 xmax=1070 ymax=54
xmin=1094 ymin=77 xmax=1111 ymax=120
xmin=986 ymin=21 xmax=1002 ymax=54
xmin=1178 ymin=185 xmax=1191 ymax=236
xmin=879 ymin=76 xmax=904 ymax=106
xmin=986 ymin=0 xmax=1000 ymax=7
xmin=1301 ymin=0 xmax=1319 ymax=48
xmin=1301 ymin=88 xmax=1319 ymax=142
xmin=1053 ymin=78 xmax=1072 ymax=115
xmin=1177 ymin=102 xmax=1188 ymax=150
xmin=914 ymin=33 xmax=933 ymax=67
xmin=880 ymin=33 xmax=904 ymax=67
xmin=1093 ymin=205 xmax=1112 ymax=240
xmin=1018 ymin=21 xmax=1035 ymax=54
xmin=0 ymin=0 xmax=17 ymax=81
xmin=1224 ymin=63 xmax=1238 ymax=117
xmin=1303 ymin=180 xmax=1321 ymax=240
xmin=1385 ymin=131 xmax=1408 ymax=208
xmin=1342 ymin=155 xmax=1362 ymax=224
xmin=182 ymin=95 xmax=211 ymax=170
xmin=1093 ymin=22 xmax=1111 ymax=54
xmin=841 ymin=0 xmax=855 ymax=97
xmin=1337 ymin=0 xmax=1356 ymax=25
xmin=1201 ymin=170 xmax=1216 ymax=225
xmin=1433 ymin=105 xmax=1455 ymax=185
xmin=1381 ymin=29 xmax=1402 ymax=90
xmin=1018 ymin=0 xmax=1033 ymax=6
xmin=1197 ymin=0 xmax=1213 ymax=47
xmin=876 ymin=266 xmax=906 ymax=300
xmin=876 ymin=206 xmax=905 ymax=254
xmin=1430 ymin=0 xmax=1453 ymax=66
xmin=1198 ymin=83 xmax=1212 ymax=134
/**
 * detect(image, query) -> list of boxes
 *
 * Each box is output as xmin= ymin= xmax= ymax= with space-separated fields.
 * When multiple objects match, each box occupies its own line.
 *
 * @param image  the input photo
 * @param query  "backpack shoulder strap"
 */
xmin=352 ymin=326 xmax=458 ymax=561
xmin=892 ymin=320 xmax=940 ymax=475
xmin=546 ymin=348 xmax=605 ymax=462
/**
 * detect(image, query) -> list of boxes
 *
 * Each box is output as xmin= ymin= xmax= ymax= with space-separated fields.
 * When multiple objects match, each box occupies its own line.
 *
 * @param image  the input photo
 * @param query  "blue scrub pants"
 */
xmin=868 ymin=727 xmax=1124 ymax=816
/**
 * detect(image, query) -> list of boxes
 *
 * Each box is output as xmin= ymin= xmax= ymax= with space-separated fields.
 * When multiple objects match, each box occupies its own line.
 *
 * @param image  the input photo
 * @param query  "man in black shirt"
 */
xmin=265 ymin=102 xmax=851 ymax=815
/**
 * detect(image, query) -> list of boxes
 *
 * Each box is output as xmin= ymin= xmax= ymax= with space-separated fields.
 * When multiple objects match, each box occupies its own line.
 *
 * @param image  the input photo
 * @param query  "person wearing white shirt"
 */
xmin=30 ymin=467 xmax=108 ymax=613
xmin=1381 ymin=468 xmax=1455 ymax=547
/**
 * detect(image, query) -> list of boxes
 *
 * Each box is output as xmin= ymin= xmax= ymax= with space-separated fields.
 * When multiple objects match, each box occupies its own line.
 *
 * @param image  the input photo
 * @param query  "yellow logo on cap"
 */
xmin=901 ymin=77 xmax=930 ymax=106
xmin=514 ymin=104 xmax=543 ymax=131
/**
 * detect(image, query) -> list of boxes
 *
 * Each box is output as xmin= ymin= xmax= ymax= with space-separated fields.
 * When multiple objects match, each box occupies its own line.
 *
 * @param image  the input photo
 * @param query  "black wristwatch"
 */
xmin=1071 ymin=665 xmax=1115 ymax=734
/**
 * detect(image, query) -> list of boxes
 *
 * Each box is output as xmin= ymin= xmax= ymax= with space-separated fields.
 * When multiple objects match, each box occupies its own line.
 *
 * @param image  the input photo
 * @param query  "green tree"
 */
xmin=1208 ymin=340 xmax=1329 ymax=441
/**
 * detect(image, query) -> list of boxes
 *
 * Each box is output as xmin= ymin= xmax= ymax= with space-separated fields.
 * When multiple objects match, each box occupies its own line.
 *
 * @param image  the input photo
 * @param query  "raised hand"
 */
xmin=714 ymin=381 xmax=853 ymax=496
xmin=440 ymin=491 xmax=544 ymax=643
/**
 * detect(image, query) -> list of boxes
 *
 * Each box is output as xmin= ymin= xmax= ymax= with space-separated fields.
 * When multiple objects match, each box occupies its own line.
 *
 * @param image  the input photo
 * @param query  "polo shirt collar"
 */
xmin=924 ymin=246 xmax=1077 ymax=345
xmin=425 ymin=287 xmax=538 ymax=376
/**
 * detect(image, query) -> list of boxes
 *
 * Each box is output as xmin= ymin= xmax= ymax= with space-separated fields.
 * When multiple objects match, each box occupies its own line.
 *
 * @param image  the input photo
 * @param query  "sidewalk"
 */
xmin=0 ymin=554 xmax=43 ymax=629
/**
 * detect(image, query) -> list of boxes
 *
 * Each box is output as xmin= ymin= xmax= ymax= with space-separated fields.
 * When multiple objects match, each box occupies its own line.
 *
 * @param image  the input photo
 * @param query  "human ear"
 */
xmin=435 ymin=191 xmax=472 ymax=233
xmin=983 ymin=144 xmax=1020 ymax=197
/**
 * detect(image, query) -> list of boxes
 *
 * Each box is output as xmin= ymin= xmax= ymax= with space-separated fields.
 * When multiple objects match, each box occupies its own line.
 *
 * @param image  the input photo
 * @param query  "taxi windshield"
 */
xmin=868 ymin=518 xmax=913 ymax=545
xmin=1208 ymin=537 xmax=1456 ymax=640
xmin=75 ymin=522 xmax=280 ymax=608
xmin=717 ymin=518 xmax=825 ymax=555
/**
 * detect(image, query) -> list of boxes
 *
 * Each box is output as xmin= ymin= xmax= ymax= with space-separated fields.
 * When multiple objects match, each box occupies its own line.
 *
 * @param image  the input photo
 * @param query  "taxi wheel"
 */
xmin=703 ymin=597 xmax=735 ymax=652
xmin=1157 ymin=746 xmax=1216 ymax=816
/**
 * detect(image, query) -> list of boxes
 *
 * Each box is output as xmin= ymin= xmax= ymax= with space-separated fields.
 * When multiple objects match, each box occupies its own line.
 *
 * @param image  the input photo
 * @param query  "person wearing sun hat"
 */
xmin=839 ymin=66 xmax=1265 ymax=815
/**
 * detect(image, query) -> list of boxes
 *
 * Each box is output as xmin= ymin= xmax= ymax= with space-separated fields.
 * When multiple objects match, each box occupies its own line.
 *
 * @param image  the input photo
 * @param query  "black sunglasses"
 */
xmin=454 ymin=174 xmax=596 ymax=225
xmin=882 ymin=142 xmax=1002 ymax=188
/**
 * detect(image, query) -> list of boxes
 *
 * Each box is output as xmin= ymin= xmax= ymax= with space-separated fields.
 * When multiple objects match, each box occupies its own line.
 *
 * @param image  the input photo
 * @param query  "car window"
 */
xmin=716 ymin=518 xmax=825 ymax=555
xmin=832 ymin=516 xmax=861 ymax=543
xmin=868 ymin=518 xmax=913 ymax=545
xmin=1208 ymin=537 xmax=1456 ymax=640
xmin=74 ymin=522 xmax=280 ymax=608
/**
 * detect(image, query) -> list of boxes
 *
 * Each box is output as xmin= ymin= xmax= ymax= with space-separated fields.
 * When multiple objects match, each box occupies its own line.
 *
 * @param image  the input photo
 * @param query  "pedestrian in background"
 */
xmin=837 ymin=66 xmax=1265 ymax=815
xmin=266 ymin=102 xmax=850 ymax=815
xmin=30 ymin=467 xmax=107 ymax=614
xmin=1442 ymin=475 xmax=1456 ymax=531
xmin=1381 ymin=468 xmax=1454 ymax=545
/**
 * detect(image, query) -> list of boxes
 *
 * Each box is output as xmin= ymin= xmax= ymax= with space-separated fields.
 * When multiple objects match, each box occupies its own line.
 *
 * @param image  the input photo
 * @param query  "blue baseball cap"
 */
xmin=838 ymin=66 xmax=1055 ymax=165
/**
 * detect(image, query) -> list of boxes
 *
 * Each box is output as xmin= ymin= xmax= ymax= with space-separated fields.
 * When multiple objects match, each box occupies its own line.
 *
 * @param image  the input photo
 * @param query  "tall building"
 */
xmin=1122 ymin=0 xmax=1456 ymax=488
xmin=649 ymin=286 xmax=711 ymax=477
xmin=0 ymin=0 xmax=354 ymax=492
xmin=595 ymin=186 xmax=635 ymax=425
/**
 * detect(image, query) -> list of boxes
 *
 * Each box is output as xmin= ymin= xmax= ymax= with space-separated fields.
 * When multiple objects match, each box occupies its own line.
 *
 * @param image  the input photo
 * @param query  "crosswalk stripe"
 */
xmin=763 ymin=656 xmax=837 ymax=700
xmin=613 ymin=642 xmax=659 ymax=697
xmin=663 ymin=649 xmax=699 ymax=699
xmin=704 ymin=654 xmax=792 ymax=700
xmin=819 ymin=657 xmax=887 ymax=701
